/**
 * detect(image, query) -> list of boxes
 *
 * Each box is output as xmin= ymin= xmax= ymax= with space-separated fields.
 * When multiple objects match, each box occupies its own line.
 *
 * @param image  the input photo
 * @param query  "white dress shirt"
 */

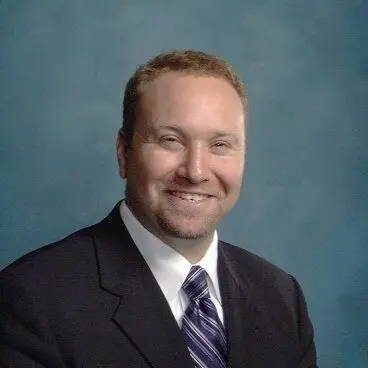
xmin=120 ymin=201 xmax=224 ymax=327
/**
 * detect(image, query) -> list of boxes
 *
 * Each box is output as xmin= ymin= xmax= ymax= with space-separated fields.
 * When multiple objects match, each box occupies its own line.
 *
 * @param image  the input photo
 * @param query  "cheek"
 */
xmin=139 ymin=150 xmax=178 ymax=183
xmin=221 ymin=167 xmax=243 ymax=197
xmin=217 ymin=160 xmax=244 ymax=192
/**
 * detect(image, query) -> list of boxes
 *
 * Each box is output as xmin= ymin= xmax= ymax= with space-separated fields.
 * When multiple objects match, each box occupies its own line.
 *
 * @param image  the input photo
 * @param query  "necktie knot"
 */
xmin=182 ymin=266 xmax=210 ymax=301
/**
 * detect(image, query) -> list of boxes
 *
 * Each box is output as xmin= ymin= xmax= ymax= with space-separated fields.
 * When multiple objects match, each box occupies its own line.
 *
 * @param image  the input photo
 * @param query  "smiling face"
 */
xmin=117 ymin=72 xmax=246 ymax=248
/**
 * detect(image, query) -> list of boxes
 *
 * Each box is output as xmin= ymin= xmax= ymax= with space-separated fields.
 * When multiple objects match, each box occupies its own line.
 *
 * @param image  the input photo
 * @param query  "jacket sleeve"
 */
xmin=0 ymin=269 xmax=66 ymax=368
xmin=290 ymin=275 xmax=318 ymax=368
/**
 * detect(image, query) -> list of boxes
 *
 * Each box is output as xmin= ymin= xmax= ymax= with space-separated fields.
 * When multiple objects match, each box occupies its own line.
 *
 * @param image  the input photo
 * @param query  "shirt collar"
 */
xmin=119 ymin=201 xmax=221 ymax=304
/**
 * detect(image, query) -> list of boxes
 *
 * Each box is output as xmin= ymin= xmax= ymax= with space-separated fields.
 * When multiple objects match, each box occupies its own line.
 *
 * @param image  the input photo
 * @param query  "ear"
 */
xmin=116 ymin=128 xmax=128 ymax=179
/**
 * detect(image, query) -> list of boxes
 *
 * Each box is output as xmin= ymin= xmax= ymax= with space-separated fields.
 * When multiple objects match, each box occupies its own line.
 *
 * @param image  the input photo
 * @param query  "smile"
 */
xmin=169 ymin=191 xmax=210 ymax=202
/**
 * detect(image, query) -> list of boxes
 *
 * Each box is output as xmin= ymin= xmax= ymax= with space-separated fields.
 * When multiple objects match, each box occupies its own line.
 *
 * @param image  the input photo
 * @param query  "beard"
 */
xmin=125 ymin=183 xmax=218 ymax=241
xmin=155 ymin=211 xmax=215 ymax=240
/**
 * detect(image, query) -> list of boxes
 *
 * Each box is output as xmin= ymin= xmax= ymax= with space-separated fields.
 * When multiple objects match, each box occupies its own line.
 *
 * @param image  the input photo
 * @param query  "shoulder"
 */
xmin=219 ymin=241 xmax=317 ymax=365
xmin=220 ymin=240 xmax=291 ymax=278
xmin=0 ymin=226 xmax=103 ymax=309
xmin=218 ymin=241 xmax=312 ymax=328
xmin=1 ymin=225 xmax=96 ymax=279
xmin=219 ymin=240 xmax=298 ymax=299
xmin=0 ymin=225 xmax=104 ymax=336
xmin=1 ymin=203 xmax=123 ymax=280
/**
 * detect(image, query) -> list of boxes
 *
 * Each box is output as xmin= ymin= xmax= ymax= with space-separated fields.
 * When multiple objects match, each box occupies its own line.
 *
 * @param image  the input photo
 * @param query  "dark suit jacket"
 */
xmin=0 ymin=203 xmax=317 ymax=367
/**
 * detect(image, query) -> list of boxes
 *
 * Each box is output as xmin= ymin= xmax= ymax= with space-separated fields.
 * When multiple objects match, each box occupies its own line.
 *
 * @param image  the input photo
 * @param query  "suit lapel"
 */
xmin=93 ymin=204 xmax=192 ymax=368
xmin=218 ymin=243 xmax=278 ymax=368
xmin=91 ymin=204 xmax=283 ymax=367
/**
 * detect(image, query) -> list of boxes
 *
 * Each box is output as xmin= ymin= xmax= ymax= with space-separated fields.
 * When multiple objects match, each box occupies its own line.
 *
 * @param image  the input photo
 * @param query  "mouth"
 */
xmin=167 ymin=191 xmax=211 ymax=203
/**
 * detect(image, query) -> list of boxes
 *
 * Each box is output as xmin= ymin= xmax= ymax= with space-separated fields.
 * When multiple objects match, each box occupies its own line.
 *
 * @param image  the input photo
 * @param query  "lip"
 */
xmin=165 ymin=190 xmax=213 ymax=197
xmin=166 ymin=192 xmax=212 ymax=209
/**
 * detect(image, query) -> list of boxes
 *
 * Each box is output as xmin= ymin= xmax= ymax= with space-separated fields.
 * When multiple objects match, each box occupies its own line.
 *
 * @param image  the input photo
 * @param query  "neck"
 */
xmin=161 ymin=233 xmax=215 ymax=264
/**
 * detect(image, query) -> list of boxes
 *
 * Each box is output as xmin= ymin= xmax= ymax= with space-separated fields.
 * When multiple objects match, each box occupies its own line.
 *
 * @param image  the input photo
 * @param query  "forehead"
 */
xmin=139 ymin=72 xmax=244 ymax=117
xmin=136 ymin=73 xmax=245 ymax=140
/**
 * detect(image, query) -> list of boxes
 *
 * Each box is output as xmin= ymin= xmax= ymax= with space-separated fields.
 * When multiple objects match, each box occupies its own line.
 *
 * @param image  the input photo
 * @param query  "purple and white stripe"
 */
xmin=182 ymin=266 xmax=227 ymax=368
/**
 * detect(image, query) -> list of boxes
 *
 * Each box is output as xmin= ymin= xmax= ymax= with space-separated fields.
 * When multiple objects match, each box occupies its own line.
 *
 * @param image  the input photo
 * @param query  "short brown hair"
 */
xmin=122 ymin=49 xmax=248 ymax=149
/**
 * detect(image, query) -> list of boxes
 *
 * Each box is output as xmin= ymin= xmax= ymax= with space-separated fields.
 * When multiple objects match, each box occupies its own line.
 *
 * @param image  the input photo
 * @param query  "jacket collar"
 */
xmin=93 ymin=202 xmax=193 ymax=368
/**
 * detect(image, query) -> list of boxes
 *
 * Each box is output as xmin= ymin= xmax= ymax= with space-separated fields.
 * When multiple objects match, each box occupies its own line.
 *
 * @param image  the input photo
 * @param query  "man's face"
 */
xmin=117 ymin=72 xmax=245 ymax=243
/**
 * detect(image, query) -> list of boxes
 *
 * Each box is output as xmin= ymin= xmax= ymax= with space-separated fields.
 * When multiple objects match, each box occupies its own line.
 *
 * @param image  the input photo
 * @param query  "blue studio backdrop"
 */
xmin=1 ymin=1 xmax=367 ymax=366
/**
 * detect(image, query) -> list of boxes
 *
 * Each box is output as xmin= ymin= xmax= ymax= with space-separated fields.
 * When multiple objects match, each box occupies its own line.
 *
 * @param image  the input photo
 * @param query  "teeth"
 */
xmin=171 ymin=191 xmax=207 ymax=202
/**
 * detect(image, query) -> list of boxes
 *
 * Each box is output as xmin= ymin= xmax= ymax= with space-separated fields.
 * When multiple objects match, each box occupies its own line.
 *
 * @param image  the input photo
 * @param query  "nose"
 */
xmin=176 ymin=143 xmax=210 ymax=184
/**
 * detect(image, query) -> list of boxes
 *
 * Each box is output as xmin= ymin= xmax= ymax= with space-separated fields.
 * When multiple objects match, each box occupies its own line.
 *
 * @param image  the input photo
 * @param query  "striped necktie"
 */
xmin=181 ymin=266 xmax=227 ymax=368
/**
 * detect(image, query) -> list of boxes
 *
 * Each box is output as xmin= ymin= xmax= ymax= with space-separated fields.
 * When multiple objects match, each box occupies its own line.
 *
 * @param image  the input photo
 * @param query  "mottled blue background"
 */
xmin=1 ymin=1 xmax=367 ymax=366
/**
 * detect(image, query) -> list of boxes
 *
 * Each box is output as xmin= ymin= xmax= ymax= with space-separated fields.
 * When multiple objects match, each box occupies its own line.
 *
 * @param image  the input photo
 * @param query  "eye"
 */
xmin=211 ymin=141 xmax=232 ymax=155
xmin=213 ymin=141 xmax=228 ymax=147
xmin=159 ymin=135 xmax=182 ymax=150
xmin=163 ymin=136 xmax=178 ymax=142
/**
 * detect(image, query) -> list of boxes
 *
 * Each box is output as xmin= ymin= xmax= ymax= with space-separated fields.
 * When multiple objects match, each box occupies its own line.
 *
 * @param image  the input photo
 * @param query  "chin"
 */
xmin=157 ymin=218 xmax=214 ymax=240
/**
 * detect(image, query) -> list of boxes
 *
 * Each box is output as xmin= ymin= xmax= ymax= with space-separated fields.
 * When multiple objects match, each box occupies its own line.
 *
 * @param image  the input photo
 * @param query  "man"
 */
xmin=0 ymin=50 xmax=317 ymax=367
